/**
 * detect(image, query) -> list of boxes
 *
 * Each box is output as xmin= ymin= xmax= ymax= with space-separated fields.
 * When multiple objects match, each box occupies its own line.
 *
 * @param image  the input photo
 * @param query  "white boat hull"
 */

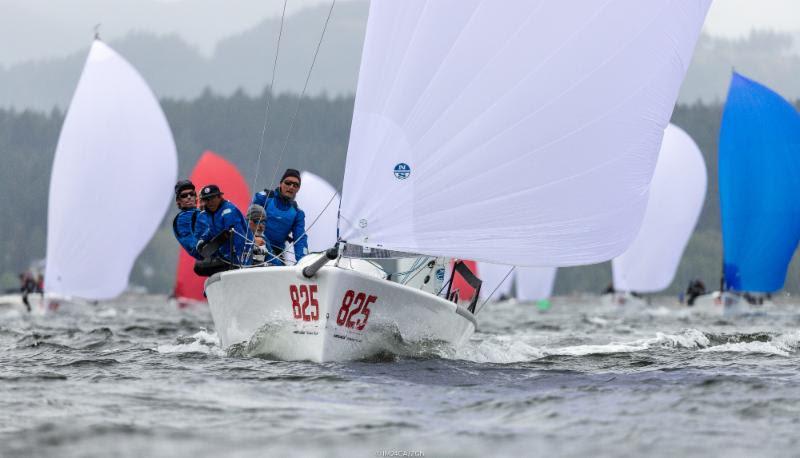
xmin=205 ymin=255 xmax=476 ymax=362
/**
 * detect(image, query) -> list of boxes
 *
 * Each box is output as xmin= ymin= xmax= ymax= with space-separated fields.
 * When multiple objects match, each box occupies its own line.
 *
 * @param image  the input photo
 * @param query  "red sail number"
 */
xmin=336 ymin=289 xmax=376 ymax=330
xmin=289 ymin=284 xmax=319 ymax=321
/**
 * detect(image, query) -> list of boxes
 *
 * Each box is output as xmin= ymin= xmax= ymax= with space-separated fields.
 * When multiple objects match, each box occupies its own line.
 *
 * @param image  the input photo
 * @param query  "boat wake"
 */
xmin=164 ymin=326 xmax=800 ymax=364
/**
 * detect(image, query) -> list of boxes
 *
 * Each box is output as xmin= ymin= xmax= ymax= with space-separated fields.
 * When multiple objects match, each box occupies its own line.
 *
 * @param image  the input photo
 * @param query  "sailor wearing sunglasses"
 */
xmin=172 ymin=180 xmax=207 ymax=260
xmin=251 ymin=168 xmax=308 ymax=265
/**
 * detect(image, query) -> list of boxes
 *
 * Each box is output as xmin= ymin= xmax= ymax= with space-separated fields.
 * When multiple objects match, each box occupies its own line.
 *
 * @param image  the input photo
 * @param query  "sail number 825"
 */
xmin=336 ymin=290 xmax=376 ymax=330
xmin=289 ymin=284 xmax=319 ymax=321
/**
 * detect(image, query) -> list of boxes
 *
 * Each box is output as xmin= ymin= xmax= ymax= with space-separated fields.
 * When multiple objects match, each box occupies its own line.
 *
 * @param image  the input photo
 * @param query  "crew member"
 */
xmin=243 ymin=204 xmax=274 ymax=265
xmin=196 ymin=184 xmax=248 ymax=266
xmin=685 ymin=278 xmax=706 ymax=306
xmin=251 ymin=168 xmax=308 ymax=265
xmin=171 ymin=180 xmax=204 ymax=260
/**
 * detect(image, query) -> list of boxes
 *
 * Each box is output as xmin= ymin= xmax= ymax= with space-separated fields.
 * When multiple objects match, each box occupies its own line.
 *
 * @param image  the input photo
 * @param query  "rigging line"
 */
xmin=474 ymin=266 xmax=515 ymax=316
xmin=265 ymin=0 xmax=336 ymax=194
xmin=250 ymin=0 xmax=289 ymax=196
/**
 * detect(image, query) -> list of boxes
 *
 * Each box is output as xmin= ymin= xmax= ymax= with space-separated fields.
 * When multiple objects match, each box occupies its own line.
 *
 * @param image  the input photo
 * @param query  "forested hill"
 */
xmin=2 ymin=91 xmax=799 ymax=295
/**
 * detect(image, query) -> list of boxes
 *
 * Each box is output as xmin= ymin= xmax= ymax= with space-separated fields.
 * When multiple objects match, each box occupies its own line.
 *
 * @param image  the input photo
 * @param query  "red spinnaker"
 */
xmin=449 ymin=260 xmax=479 ymax=303
xmin=174 ymin=151 xmax=251 ymax=305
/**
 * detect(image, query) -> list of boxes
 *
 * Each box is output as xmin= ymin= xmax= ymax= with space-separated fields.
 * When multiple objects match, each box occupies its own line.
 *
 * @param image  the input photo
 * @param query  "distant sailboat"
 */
xmin=206 ymin=0 xmax=711 ymax=362
xmin=173 ymin=150 xmax=250 ymax=306
xmin=694 ymin=72 xmax=800 ymax=314
xmin=607 ymin=123 xmax=707 ymax=307
xmin=44 ymin=40 xmax=176 ymax=307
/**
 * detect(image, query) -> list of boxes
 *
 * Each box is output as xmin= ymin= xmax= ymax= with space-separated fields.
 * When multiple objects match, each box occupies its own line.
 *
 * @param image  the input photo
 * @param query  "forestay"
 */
xmin=476 ymin=263 xmax=514 ymax=301
xmin=296 ymin=171 xmax=340 ymax=253
xmin=719 ymin=73 xmax=800 ymax=292
xmin=339 ymin=0 xmax=711 ymax=266
xmin=612 ymin=124 xmax=707 ymax=293
xmin=45 ymin=40 xmax=177 ymax=299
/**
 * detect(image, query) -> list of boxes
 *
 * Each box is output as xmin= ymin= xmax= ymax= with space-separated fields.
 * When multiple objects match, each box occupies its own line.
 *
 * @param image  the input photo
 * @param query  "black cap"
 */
xmin=174 ymin=180 xmax=195 ymax=198
xmin=281 ymin=168 xmax=301 ymax=183
xmin=199 ymin=184 xmax=223 ymax=200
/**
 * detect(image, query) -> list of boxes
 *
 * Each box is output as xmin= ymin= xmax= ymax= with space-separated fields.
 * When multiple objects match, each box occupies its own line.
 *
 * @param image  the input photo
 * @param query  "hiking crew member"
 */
xmin=196 ymin=184 xmax=248 ymax=266
xmin=172 ymin=180 xmax=206 ymax=260
xmin=251 ymin=168 xmax=308 ymax=265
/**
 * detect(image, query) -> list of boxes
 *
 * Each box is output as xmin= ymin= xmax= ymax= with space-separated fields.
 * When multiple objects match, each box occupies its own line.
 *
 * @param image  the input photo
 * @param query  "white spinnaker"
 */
xmin=516 ymin=267 xmax=557 ymax=302
xmin=45 ymin=40 xmax=177 ymax=299
xmin=476 ymin=263 xmax=514 ymax=300
xmin=339 ymin=0 xmax=710 ymax=266
xmin=612 ymin=124 xmax=707 ymax=292
xmin=477 ymin=263 xmax=556 ymax=301
xmin=297 ymin=171 xmax=340 ymax=253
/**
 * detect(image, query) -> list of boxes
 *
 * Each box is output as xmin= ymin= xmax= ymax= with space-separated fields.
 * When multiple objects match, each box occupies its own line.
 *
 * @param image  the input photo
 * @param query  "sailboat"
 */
xmin=692 ymin=73 xmax=800 ymax=314
xmin=604 ymin=123 xmax=707 ymax=307
xmin=43 ymin=39 xmax=177 ymax=309
xmin=173 ymin=150 xmax=250 ymax=307
xmin=205 ymin=0 xmax=711 ymax=362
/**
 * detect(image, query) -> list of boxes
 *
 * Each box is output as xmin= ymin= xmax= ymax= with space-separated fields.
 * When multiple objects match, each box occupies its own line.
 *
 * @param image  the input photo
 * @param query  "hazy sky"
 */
xmin=0 ymin=0 xmax=798 ymax=66
xmin=703 ymin=0 xmax=800 ymax=37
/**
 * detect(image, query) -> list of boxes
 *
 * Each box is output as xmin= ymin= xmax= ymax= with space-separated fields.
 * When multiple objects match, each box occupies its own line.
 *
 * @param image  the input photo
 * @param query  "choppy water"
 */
xmin=2 ymin=295 xmax=800 ymax=457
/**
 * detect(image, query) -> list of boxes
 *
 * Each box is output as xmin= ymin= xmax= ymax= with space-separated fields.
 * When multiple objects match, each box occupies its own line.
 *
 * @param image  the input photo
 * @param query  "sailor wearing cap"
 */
xmin=195 ymin=184 xmax=249 ymax=266
xmin=243 ymin=204 xmax=279 ymax=266
xmin=251 ymin=168 xmax=308 ymax=265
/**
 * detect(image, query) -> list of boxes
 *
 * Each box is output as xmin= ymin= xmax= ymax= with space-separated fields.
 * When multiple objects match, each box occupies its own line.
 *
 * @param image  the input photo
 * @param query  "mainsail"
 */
xmin=45 ymin=40 xmax=177 ymax=299
xmin=296 ymin=171 xmax=340 ymax=253
xmin=338 ymin=0 xmax=711 ymax=266
xmin=719 ymin=73 xmax=800 ymax=292
xmin=612 ymin=124 xmax=707 ymax=293
xmin=174 ymin=150 xmax=250 ymax=302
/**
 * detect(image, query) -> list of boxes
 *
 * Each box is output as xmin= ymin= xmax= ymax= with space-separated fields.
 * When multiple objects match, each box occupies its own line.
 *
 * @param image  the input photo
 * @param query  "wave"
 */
xmin=452 ymin=329 xmax=800 ymax=363
xmin=156 ymin=329 xmax=223 ymax=356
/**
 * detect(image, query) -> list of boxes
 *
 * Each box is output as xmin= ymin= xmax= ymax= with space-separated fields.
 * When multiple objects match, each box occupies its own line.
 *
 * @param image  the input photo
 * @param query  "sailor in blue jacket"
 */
xmin=251 ymin=168 xmax=308 ymax=265
xmin=196 ymin=184 xmax=249 ymax=266
xmin=172 ymin=180 xmax=205 ymax=260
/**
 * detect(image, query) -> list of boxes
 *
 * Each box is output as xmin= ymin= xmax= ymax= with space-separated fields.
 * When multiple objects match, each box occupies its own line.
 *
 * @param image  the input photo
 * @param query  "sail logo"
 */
xmin=393 ymin=163 xmax=411 ymax=180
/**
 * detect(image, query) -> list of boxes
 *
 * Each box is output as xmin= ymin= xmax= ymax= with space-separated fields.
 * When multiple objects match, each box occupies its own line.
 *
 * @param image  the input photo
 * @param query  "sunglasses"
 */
xmin=282 ymin=180 xmax=301 ymax=188
xmin=179 ymin=191 xmax=196 ymax=199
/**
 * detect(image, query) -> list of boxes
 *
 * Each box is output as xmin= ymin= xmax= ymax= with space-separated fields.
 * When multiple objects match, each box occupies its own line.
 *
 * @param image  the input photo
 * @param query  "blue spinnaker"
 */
xmin=719 ymin=73 xmax=800 ymax=292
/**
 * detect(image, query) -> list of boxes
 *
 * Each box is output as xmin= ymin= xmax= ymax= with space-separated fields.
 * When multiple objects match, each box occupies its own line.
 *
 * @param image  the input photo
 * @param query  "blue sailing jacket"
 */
xmin=251 ymin=188 xmax=308 ymax=263
xmin=197 ymin=200 xmax=248 ymax=264
xmin=172 ymin=208 xmax=204 ymax=260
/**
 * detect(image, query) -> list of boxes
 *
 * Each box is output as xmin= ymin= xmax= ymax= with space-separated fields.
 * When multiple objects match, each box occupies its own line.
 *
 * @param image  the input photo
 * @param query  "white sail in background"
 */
xmin=478 ymin=263 xmax=556 ymax=301
xmin=297 ymin=171 xmax=340 ymax=253
xmin=45 ymin=40 xmax=177 ymax=299
xmin=612 ymin=124 xmax=707 ymax=292
xmin=339 ymin=0 xmax=710 ymax=266
xmin=476 ymin=263 xmax=514 ymax=300
xmin=516 ymin=267 xmax=557 ymax=302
